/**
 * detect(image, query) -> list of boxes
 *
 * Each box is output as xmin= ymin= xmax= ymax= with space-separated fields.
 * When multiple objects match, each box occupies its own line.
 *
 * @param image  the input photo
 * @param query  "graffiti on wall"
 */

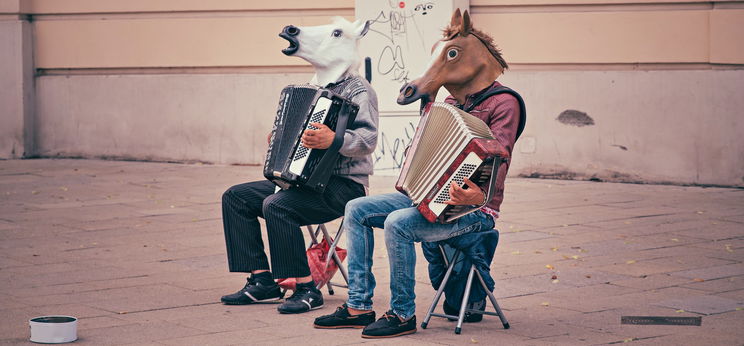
xmin=367 ymin=1 xmax=439 ymax=87
xmin=372 ymin=116 xmax=420 ymax=176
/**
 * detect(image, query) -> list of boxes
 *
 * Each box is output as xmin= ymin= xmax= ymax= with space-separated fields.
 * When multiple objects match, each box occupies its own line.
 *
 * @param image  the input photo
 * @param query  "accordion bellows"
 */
xmin=396 ymin=102 xmax=509 ymax=223
xmin=264 ymin=85 xmax=358 ymax=192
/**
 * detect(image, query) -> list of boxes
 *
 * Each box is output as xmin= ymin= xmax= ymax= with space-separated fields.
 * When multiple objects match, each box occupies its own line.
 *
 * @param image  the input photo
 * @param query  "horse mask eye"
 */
xmin=332 ymin=29 xmax=343 ymax=37
xmin=447 ymin=48 xmax=458 ymax=60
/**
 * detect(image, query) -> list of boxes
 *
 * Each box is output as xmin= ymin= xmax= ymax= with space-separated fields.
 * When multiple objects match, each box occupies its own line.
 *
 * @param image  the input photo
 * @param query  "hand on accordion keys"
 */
xmin=301 ymin=122 xmax=335 ymax=149
xmin=445 ymin=178 xmax=486 ymax=206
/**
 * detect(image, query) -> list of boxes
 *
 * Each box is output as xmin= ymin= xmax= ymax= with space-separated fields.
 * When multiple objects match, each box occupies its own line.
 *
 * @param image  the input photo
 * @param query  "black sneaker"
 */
xmin=220 ymin=276 xmax=283 ymax=305
xmin=361 ymin=310 xmax=417 ymax=339
xmin=314 ymin=304 xmax=376 ymax=329
xmin=443 ymin=298 xmax=485 ymax=323
xmin=277 ymin=285 xmax=323 ymax=314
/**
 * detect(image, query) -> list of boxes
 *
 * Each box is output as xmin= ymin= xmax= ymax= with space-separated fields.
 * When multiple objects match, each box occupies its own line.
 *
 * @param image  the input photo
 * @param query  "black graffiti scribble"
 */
xmin=373 ymin=121 xmax=417 ymax=169
xmin=368 ymin=8 xmax=422 ymax=85
xmin=378 ymin=45 xmax=409 ymax=84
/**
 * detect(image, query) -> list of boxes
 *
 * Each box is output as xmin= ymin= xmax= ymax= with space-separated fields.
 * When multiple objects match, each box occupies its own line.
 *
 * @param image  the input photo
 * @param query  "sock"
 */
xmin=252 ymin=271 xmax=275 ymax=286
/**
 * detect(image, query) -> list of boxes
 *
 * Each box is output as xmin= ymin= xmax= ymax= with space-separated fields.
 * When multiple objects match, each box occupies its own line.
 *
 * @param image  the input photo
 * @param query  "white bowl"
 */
xmin=29 ymin=316 xmax=78 ymax=344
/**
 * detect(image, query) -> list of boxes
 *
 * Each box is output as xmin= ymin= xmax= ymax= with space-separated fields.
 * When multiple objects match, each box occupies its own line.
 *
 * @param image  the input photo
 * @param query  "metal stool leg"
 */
xmin=475 ymin=269 xmax=509 ymax=329
xmin=322 ymin=222 xmax=349 ymax=292
xmin=423 ymin=243 xmax=511 ymax=334
xmin=455 ymin=265 xmax=476 ymax=334
xmin=422 ymin=249 xmax=461 ymax=329
xmin=316 ymin=224 xmax=336 ymax=295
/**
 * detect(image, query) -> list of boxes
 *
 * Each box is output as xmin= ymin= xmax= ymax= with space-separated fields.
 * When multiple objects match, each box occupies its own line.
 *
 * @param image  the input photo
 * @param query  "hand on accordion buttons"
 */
xmin=445 ymin=178 xmax=486 ymax=206
xmin=301 ymin=123 xmax=335 ymax=149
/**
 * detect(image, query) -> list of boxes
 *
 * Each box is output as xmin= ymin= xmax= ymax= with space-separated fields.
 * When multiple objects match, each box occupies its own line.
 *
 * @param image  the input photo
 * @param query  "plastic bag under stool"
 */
xmin=276 ymin=238 xmax=347 ymax=291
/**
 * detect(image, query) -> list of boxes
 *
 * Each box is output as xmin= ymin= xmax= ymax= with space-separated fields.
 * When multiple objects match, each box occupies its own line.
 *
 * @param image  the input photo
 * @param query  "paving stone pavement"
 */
xmin=1 ymin=159 xmax=742 ymax=345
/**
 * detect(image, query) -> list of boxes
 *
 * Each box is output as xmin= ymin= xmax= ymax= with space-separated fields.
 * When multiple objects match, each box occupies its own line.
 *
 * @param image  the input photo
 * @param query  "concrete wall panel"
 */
xmin=34 ymin=16 xmax=350 ymax=69
xmin=472 ymin=0 xmax=722 ymax=5
xmin=710 ymin=9 xmax=744 ymax=64
xmin=473 ymin=10 xmax=710 ymax=64
xmin=500 ymin=70 xmax=744 ymax=186
xmin=0 ymin=21 xmax=24 ymax=158
xmin=35 ymin=73 xmax=312 ymax=163
xmin=27 ymin=0 xmax=351 ymax=14
xmin=0 ymin=18 xmax=33 ymax=159
xmin=35 ymin=70 xmax=744 ymax=186
xmin=0 ymin=0 xmax=19 ymax=13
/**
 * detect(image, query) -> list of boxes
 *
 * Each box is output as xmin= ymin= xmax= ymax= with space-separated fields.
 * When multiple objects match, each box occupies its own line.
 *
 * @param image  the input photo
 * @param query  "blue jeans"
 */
xmin=344 ymin=192 xmax=495 ymax=320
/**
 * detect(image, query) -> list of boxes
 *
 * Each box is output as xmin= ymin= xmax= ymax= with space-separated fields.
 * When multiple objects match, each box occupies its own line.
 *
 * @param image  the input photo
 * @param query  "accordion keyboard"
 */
xmin=293 ymin=108 xmax=326 ymax=161
xmin=429 ymin=152 xmax=483 ymax=217
xmin=288 ymin=97 xmax=333 ymax=176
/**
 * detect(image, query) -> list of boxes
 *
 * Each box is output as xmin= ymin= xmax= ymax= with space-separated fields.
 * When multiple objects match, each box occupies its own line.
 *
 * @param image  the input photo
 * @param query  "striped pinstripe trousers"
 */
xmin=222 ymin=176 xmax=365 ymax=279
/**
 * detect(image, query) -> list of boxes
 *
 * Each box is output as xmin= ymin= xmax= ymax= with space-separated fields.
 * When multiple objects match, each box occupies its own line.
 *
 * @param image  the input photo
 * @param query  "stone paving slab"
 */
xmin=655 ymin=295 xmax=744 ymax=315
xmin=1 ymin=159 xmax=743 ymax=345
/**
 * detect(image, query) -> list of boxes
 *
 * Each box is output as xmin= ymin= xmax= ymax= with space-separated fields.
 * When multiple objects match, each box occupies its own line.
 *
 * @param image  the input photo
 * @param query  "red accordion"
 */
xmin=395 ymin=102 xmax=509 ymax=223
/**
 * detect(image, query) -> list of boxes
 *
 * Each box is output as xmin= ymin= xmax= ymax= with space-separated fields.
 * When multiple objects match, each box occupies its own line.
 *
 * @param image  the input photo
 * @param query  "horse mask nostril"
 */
xmin=404 ymin=86 xmax=416 ymax=98
xmin=285 ymin=25 xmax=300 ymax=36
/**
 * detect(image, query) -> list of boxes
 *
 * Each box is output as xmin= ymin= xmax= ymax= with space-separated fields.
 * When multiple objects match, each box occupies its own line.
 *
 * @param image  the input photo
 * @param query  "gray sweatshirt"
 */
xmin=324 ymin=73 xmax=379 ymax=187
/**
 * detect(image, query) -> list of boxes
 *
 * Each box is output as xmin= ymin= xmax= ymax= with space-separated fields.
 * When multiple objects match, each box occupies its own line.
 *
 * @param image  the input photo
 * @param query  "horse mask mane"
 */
xmin=442 ymin=15 xmax=508 ymax=73
xmin=397 ymin=9 xmax=508 ymax=106
xmin=279 ymin=17 xmax=371 ymax=87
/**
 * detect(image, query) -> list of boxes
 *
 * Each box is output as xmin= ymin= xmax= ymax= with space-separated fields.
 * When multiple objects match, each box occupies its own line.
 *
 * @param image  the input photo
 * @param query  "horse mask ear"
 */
xmin=354 ymin=20 xmax=372 ymax=38
xmin=449 ymin=8 xmax=463 ymax=30
xmin=460 ymin=10 xmax=472 ymax=36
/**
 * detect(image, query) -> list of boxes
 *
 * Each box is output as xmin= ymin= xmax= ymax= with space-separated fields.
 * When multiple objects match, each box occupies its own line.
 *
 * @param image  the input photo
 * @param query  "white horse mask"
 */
xmin=279 ymin=17 xmax=371 ymax=87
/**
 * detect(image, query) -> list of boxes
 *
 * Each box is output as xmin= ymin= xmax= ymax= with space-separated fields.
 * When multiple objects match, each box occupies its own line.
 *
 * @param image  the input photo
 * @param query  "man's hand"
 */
xmin=301 ymin=123 xmax=335 ymax=149
xmin=445 ymin=178 xmax=486 ymax=205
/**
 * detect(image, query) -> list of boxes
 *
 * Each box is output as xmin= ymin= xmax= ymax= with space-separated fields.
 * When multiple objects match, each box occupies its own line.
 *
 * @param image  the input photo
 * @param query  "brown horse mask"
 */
xmin=397 ymin=9 xmax=507 ymax=106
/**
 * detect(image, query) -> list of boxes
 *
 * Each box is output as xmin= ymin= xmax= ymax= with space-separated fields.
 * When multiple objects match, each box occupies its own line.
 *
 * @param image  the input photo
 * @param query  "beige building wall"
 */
xmin=1 ymin=0 xmax=743 ymax=186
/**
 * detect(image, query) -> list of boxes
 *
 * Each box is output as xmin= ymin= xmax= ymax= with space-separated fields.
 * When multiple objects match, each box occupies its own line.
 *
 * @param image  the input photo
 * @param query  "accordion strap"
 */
xmin=463 ymin=86 xmax=527 ymax=141
xmin=303 ymin=100 xmax=356 ymax=191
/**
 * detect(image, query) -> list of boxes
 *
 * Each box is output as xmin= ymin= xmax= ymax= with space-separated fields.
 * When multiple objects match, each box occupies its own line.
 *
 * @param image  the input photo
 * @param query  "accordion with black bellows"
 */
xmin=395 ymin=102 xmax=509 ymax=223
xmin=264 ymin=85 xmax=359 ymax=192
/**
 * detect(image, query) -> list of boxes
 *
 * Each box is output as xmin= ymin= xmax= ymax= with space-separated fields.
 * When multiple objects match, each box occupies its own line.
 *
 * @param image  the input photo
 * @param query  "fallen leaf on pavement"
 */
xmin=545 ymin=264 xmax=555 ymax=270
xmin=626 ymin=260 xmax=636 ymax=264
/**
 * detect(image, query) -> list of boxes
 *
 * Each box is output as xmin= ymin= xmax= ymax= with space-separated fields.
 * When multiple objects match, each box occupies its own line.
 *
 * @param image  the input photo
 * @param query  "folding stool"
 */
xmin=275 ymin=222 xmax=349 ymax=295
xmin=304 ymin=222 xmax=349 ymax=295
xmin=421 ymin=244 xmax=510 ymax=334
